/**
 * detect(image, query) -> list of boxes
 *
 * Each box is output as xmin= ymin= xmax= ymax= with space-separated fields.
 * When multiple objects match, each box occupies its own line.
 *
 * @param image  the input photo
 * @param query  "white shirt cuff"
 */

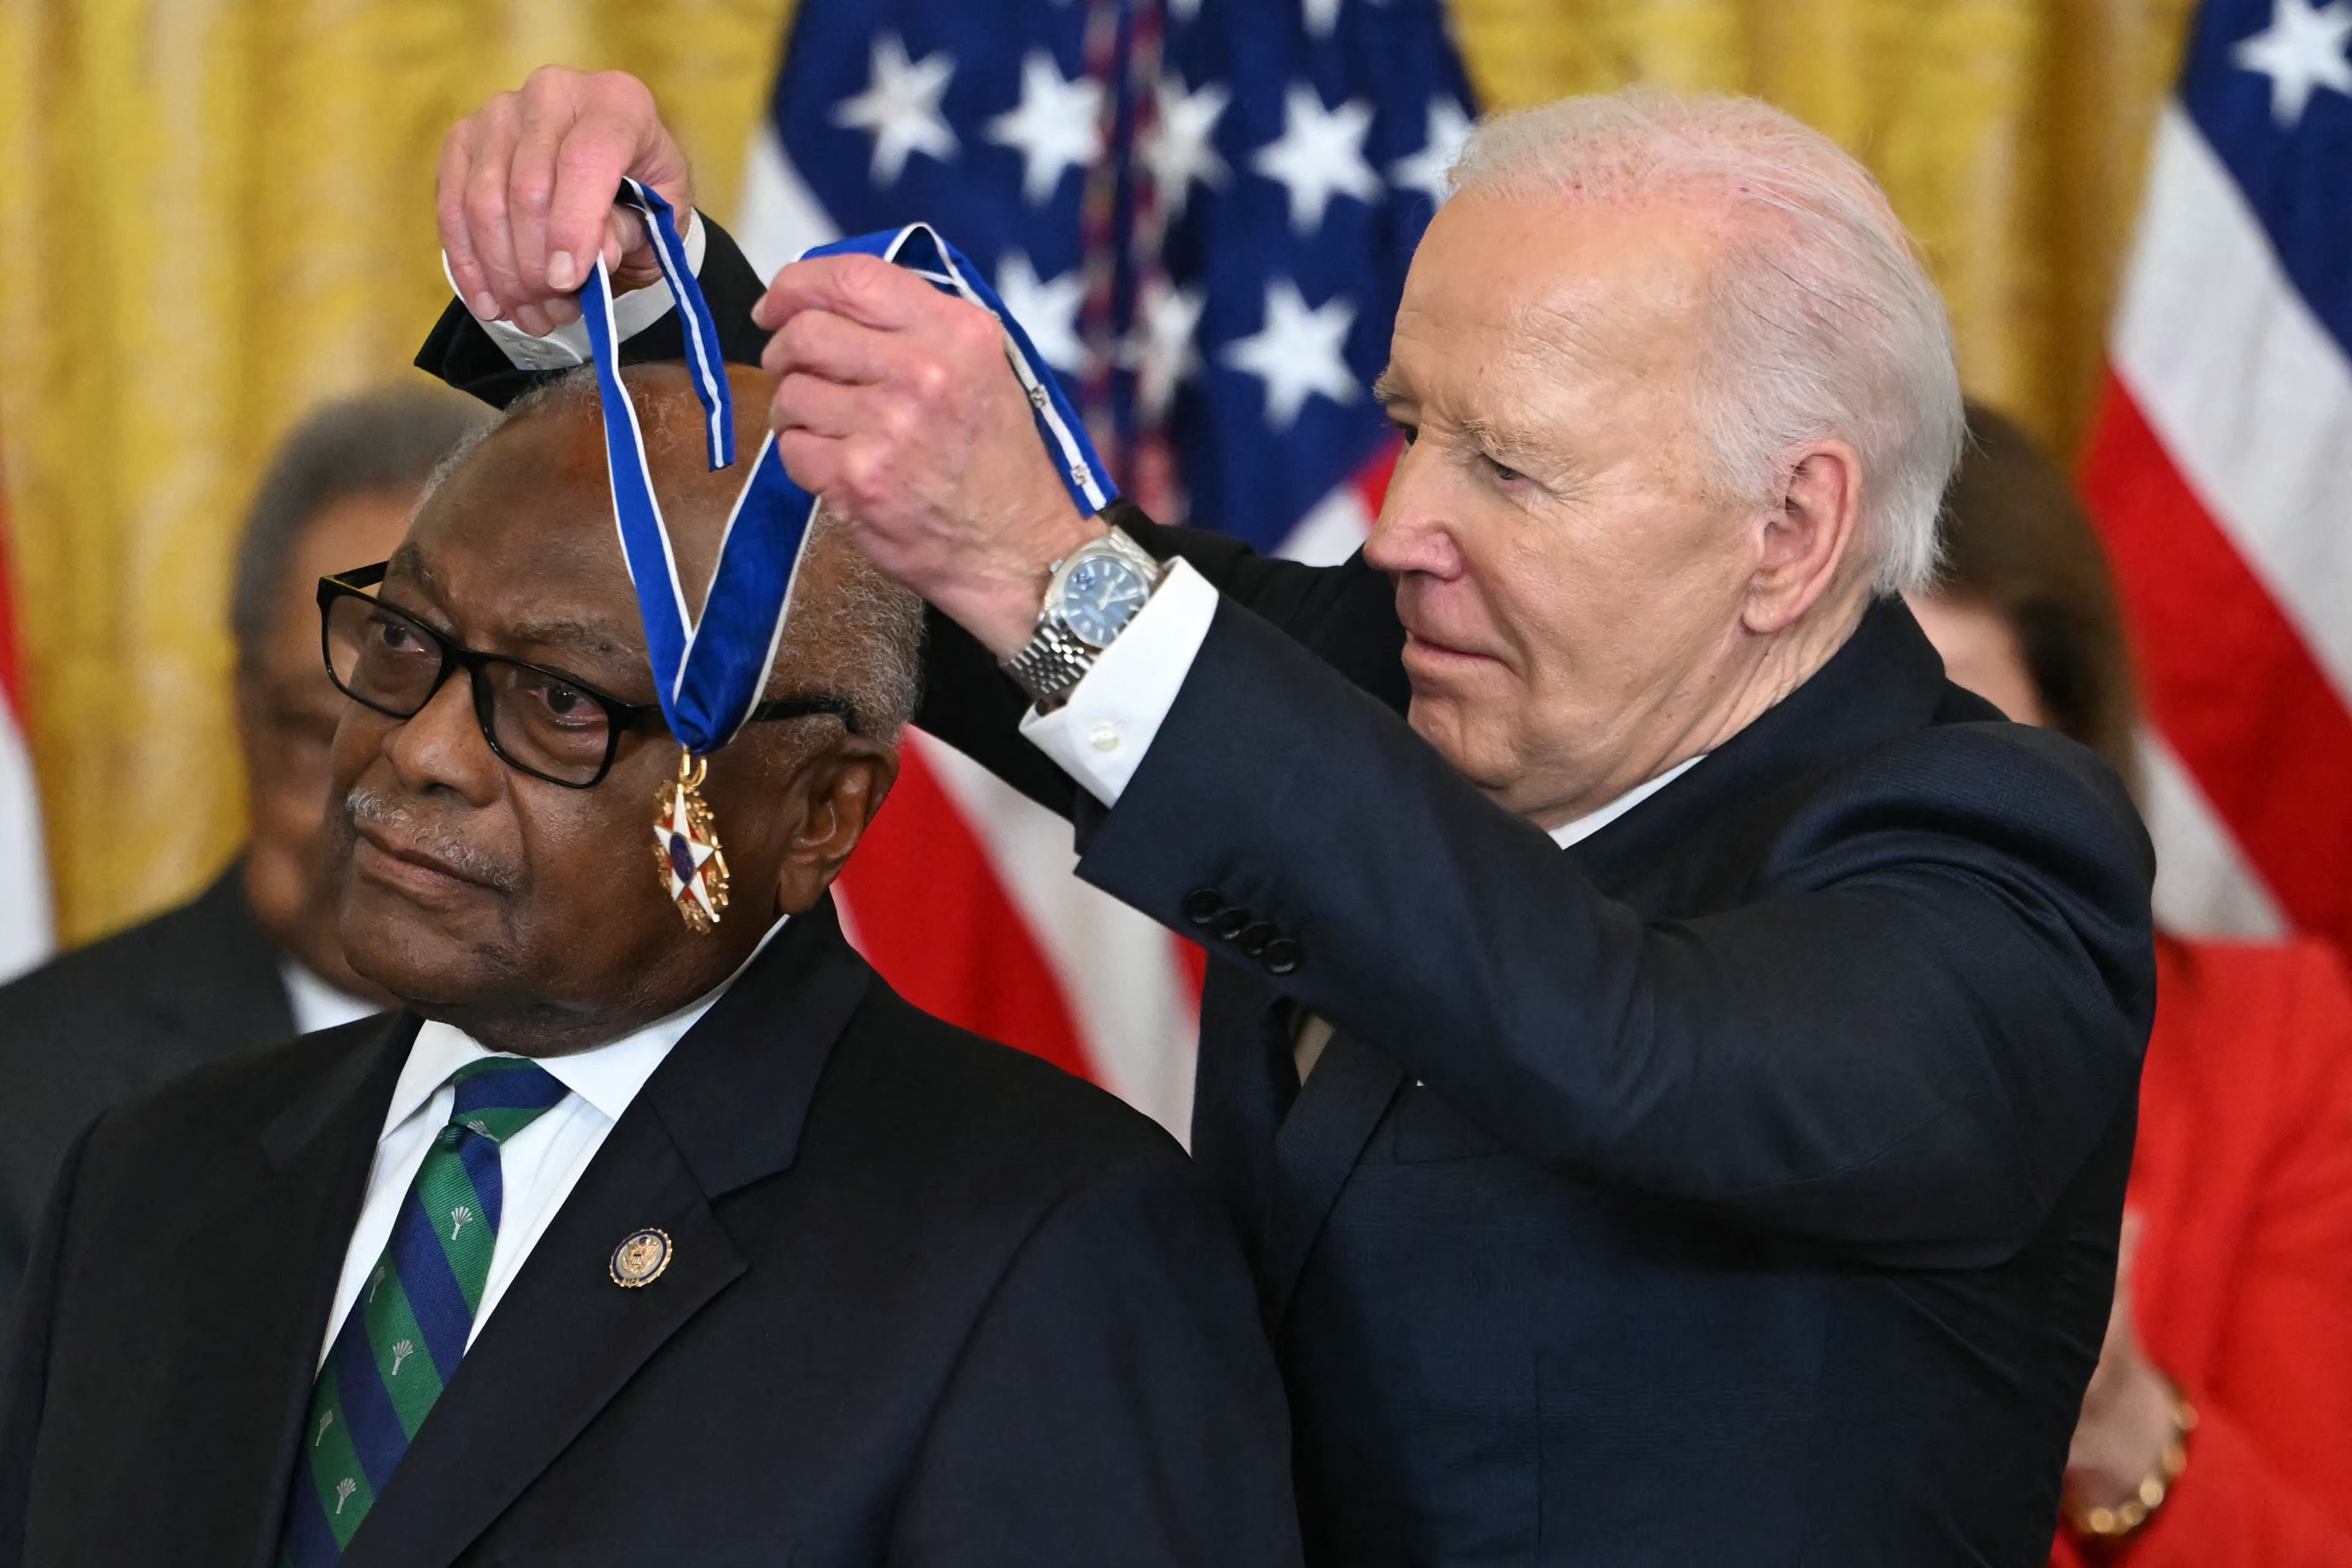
xmin=1021 ymin=558 xmax=1219 ymax=807
xmin=445 ymin=208 xmax=709 ymax=372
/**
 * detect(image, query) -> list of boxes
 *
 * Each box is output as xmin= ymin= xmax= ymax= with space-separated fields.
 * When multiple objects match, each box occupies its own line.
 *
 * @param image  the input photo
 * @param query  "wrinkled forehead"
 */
xmin=392 ymin=364 xmax=829 ymax=692
xmin=413 ymin=362 xmax=771 ymax=561
xmin=393 ymin=408 xmax=653 ymax=682
xmin=1393 ymin=190 xmax=1727 ymax=388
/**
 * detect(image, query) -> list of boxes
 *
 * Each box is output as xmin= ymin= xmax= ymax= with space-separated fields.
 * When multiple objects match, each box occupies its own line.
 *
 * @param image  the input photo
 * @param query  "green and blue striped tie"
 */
xmin=277 ymin=1056 xmax=569 ymax=1564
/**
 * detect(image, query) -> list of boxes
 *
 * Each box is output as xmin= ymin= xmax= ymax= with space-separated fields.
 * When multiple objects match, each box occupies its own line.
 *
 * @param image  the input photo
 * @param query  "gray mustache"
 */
xmin=344 ymin=786 xmax=524 ymax=892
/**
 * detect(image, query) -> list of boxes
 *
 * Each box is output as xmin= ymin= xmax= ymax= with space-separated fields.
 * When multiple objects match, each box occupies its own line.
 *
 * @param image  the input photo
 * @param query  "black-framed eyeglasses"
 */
xmin=317 ymin=562 xmax=861 ymax=789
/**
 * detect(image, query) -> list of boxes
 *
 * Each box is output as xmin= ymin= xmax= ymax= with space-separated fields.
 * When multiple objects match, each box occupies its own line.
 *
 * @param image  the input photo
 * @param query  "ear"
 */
xmin=771 ymin=736 xmax=900 ymax=916
xmin=1743 ymin=439 xmax=1863 ymax=636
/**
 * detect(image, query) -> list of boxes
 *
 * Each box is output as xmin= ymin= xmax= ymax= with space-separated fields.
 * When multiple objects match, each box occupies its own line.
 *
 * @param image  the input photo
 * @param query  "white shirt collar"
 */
xmin=280 ymin=957 xmax=380 ymax=1037
xmin=375 ymin=912 xmax=790 ymax=1141
xmin=1547 ymin=755 xmax=1706 ymax=850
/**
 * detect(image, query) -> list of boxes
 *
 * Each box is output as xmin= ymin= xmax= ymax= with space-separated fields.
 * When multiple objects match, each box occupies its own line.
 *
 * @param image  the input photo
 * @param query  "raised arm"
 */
xmin=911 ymin=501 xmax=1407 ymax=821
xmin=415 ymin=66 xmax=771 ymax=410
xmin=731 ymin=208 xmax=2157 ymax=1264
xmin=410 ymin=68 xmax=1408 ymax=820
xmin=1060 ymin=597 xmax=2154 ymax=1264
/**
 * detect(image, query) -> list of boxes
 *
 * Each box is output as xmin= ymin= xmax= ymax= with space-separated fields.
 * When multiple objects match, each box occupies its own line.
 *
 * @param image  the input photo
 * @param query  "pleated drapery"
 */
xmin=0 ymin=0 xmax=2196 ymax=942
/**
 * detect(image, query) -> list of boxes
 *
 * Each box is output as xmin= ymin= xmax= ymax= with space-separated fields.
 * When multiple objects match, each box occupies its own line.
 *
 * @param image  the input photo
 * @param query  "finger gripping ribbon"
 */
xmin=577 ymin=180 xmax=1115 ymax=755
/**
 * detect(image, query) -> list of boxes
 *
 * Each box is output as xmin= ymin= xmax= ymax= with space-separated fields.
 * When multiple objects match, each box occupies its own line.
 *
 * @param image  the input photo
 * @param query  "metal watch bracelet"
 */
xmin=1001 ymin=529 xmax=1164 ymax=712
xmin=1003 ymin=620 xmax=1101 ymax=713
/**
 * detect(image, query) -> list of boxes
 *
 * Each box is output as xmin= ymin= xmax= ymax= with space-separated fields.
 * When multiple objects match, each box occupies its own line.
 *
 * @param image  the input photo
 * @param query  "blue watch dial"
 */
xmin=1058 ymin=556 xmax=1152 ymax=647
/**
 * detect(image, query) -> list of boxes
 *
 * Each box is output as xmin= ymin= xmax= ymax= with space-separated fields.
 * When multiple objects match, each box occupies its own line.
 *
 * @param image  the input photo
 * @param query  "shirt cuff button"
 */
xmin=1088 ymin=722 xmax=1121 ymax=753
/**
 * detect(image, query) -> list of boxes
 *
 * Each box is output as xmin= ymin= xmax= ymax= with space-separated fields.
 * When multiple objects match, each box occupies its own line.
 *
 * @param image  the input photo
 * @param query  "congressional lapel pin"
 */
xmin=610 ymin=1227 xmax=674 ymax=1288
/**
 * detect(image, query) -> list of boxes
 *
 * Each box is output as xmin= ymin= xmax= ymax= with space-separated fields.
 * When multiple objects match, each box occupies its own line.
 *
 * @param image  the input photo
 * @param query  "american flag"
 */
xmin=734 ymin=0 xmax=1472 ymax=1132
xmin=2081 ymin=0 xmax=2352 ymax=952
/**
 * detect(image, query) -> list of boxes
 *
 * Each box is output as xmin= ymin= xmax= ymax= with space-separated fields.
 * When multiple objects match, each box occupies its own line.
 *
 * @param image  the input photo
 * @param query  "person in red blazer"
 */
xmin=1912 ymin=405 xmax=2352 ymax=1566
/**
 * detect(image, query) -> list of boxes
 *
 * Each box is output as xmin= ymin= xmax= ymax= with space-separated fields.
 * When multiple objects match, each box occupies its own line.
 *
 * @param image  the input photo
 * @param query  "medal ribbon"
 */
xmin=579 ymin=183 xmax=1116 ymax=755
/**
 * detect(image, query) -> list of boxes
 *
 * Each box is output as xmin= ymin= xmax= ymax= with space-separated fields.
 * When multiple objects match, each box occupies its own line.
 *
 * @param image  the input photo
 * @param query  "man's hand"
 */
xmin=437 ymin=67 xmax=693 ymax=339
xmin=755 ymin=256 xmax=1105 ymax=657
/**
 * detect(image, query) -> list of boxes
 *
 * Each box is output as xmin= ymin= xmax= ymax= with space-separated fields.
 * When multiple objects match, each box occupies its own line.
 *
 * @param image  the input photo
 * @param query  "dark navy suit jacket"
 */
xmin=922 ymin=522 xmax=2157 ymax=1567
xmin=0 ymin=865 xmax=309 ymax=1327
xmin=0 ymin=899 xmax=1303 ymax=1567
xmin=416 ymin=221 xmax=2157 ymax=1566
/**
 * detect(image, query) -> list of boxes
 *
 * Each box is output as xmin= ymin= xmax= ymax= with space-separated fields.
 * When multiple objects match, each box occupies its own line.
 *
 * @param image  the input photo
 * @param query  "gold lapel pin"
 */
xmin=610 ymin=1227 xmax=674 ymax=1288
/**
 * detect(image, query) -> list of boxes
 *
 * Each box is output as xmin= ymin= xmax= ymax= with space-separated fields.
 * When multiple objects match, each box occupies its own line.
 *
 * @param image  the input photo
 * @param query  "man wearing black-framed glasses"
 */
xmin=2 ymin=361 xmax=1302 ymax=1568
xmin=318 ymin=559 xmax=861 ymax=791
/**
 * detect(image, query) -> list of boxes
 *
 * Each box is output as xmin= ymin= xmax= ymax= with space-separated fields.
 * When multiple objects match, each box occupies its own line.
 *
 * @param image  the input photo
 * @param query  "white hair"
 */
xmin=1449 ymin=89 xmax=1962 ymax=596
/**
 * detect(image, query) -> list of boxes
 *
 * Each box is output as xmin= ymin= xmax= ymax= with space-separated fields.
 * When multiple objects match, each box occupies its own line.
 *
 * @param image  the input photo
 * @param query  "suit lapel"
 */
xmin=1262 ymin=1027 xmax=1405 ymax=1325
xmin=339 ymin=896 xmax=874 ymax=1568
xmin=1208 ymin=603 xmax=1960 ymax=1327
xmin=192 ymin=1012 xmax=417 ymax=1568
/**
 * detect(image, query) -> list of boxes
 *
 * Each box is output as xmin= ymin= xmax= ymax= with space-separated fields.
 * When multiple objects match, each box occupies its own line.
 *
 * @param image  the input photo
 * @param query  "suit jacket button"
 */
xmin=1261 ymin=938 xmax=1303 ymax=975
xmin=1210 ymin=907 xmax=1251 ymax=942
xmin=1183 ymin=888 xmax=1224 ymax=925
xmin=1236 ymin=922 xmax=1278 ymax=957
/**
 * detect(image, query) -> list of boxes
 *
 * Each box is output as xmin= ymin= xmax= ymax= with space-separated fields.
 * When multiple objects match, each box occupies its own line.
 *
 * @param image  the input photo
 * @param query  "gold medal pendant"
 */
xmin=653 ymin=752 xmax=730 ymax=933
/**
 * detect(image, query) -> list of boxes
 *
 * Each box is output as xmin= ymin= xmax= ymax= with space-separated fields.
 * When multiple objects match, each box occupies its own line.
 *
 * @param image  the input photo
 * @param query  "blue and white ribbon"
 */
xmin=578 ymin=183 xmax=1115 ymax=755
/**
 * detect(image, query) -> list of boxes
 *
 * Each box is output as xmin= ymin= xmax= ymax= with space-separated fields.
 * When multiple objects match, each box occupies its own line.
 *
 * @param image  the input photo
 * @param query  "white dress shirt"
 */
xmin=1542 ymin=753 xmax=1703 ymax=849
xmin=451 ymin=208 xmax=709 ymax=372
xmin=314 ymin=913 xmax=783 ymax=1371
xmin=1019 ymin=559 xmax=1224 ymax=805
xmin=279 ymin=959 xmax=381 ymax=1038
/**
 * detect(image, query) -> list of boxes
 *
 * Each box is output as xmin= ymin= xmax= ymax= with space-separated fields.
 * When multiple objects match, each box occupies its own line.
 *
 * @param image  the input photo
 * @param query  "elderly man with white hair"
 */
xmin=430 ymin=73 xmax=2154 ymax=1567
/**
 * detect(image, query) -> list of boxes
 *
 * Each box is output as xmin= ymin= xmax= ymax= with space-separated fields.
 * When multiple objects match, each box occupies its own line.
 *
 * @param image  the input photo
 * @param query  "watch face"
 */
xmin=1058 ymin=555 xmax=1152 ymax=647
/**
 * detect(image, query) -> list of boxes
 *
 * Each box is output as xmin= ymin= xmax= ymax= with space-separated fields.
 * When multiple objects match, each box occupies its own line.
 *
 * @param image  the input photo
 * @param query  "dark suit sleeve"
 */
xmin=911 ymin=497 xmax=1411 ymax=820
xmin=884 ymin=1149 xmax=1303 ymax=1568
xmin=0 ymin=1118 xmax=95 ymax=1562
xmin=1071 ymin=599 xmax=2155 ymax=1270
xmin=412 ymin=215 xmax=775 ymax=409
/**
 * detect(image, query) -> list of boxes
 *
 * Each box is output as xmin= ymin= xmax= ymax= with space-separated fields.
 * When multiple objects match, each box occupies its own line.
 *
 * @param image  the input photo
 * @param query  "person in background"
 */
xmin=0 ymin=385 xmax=489 ymax=1322
xmin=1910 ymin=403 xmax=2352 ymax=1567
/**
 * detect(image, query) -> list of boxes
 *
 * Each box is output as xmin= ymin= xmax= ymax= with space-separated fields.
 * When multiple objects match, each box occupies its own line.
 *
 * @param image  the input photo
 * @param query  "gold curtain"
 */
xmin=0 ymin=0 xmax=2196 ymax=945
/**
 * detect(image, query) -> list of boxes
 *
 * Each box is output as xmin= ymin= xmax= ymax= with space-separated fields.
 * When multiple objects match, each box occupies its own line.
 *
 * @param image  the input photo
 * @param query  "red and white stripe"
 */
xmin=2082 ymin=102 xmax=2352 ymax=948
xmin=0 ymin=467 xmax=55 ymax=982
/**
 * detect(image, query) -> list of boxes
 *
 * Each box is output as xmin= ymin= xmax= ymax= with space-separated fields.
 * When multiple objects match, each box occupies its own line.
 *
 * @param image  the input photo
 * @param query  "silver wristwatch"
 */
xmin=1002 ymin=527 xmax=1167 ymax=712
